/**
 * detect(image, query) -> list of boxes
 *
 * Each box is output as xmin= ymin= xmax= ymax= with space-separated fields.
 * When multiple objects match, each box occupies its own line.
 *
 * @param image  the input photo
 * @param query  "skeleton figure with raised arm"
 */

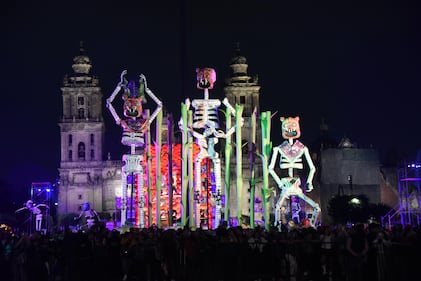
xmin=15 ymin=200 xmax=49 ymax=232
xmin=181 ymin=68 xmax=240 ymax=228
xmin=106 ymin=70 xmax=162 ymax=227
xmin=268 ymin=116 xmax=320 ymax=228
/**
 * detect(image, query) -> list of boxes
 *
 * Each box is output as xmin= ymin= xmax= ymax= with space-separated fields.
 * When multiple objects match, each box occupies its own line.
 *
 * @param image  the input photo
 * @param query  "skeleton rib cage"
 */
xmin=192 ymin=99 xmax=221 ymax=129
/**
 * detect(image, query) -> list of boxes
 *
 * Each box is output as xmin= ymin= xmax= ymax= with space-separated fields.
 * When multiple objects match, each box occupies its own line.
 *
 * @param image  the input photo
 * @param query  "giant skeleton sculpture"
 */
xmin=180 ymin=68 xmax=241 ymax=228
xmin=15 ymin=200 xmax=49 ymax=232
xmin=269 ymin=116 xmax=320 ymax=228
xmin=107 ymin=70 xmax=162 ymax=227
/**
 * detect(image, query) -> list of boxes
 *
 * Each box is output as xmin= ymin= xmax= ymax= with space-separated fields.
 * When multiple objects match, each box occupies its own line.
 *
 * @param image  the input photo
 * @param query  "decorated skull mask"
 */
xmin=196 ymin=68 xmax=216 ymax=90
xmin=280 ymin=116 xmax=301 ymax=140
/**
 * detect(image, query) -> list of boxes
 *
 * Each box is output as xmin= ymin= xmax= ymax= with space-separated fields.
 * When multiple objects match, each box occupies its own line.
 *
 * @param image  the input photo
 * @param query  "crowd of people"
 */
xmin=1 ymin=221 xmax=420 ymax=281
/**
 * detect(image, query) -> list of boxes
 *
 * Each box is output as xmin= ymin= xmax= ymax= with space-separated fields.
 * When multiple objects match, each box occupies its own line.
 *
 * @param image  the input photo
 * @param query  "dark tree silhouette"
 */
xmin=328 ymin=194 xmax=371 ymax=224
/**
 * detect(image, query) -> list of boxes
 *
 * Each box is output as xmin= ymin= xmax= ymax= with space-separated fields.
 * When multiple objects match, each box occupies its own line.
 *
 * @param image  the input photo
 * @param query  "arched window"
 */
xmin=78 ymin=96 xmax=84 ymax=105
xmin=90 ymin=134 xmax=94 ymax=145
xmin=91 ymin=149 xmax=95 ymax=160
xmin=68 ymin=134 xmax=72 ymax=146
xmin=78 ymin=142 xmax=85 ymax=160
xmin=68 ymin=150 xmax=72 ymax=161
xmin=78 ymin=108 xmax=85 ymax=119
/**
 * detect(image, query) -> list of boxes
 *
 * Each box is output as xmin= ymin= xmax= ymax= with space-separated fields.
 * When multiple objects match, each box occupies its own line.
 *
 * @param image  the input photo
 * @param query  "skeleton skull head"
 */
xmin=25 ymin=200 xmax=34 ymax=209
xmin=196 ymin=68 xmax=216 ymax=89
xmin=122 ymin=79 xmax=146 ymax=119
xmin=280 ymin=116 xmax=301 ymax=140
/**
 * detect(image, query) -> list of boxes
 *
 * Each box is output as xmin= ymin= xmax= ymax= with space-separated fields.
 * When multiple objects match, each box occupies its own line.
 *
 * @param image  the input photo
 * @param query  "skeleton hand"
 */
xmin=306 ymin=183 xmax=314 ymax=192
xmin=118 ymin=70 xmax=127 ymax=87
xmin=139 ymin=74 xmax=147 ymax=89
xmin=205 ymin=127 xmax=225 ymax=138
xmin=213 ymin=129 xmax=225 ymax=138
xmin=178 ymin=118 xmax=184 ymax=130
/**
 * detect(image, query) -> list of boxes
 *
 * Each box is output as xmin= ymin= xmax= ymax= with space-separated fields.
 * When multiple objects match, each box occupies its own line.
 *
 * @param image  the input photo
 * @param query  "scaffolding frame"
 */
xmin=382 ymin=163 xmax=421 ymax=228
xmin=397 ymin=163 xmax=421 ymax=226
xmin=30 ymin=182 xmax=52 ymax=233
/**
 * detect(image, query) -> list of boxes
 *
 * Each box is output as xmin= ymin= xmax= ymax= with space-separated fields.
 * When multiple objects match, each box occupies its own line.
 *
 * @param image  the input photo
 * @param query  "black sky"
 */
xmin=1 ymin=0 xmax=421 ymax=195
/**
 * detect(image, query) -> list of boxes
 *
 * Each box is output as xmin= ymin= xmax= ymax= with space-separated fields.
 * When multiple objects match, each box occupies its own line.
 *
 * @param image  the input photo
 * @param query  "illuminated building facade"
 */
xmin=57 ymin=45 xmax=121 ymax=218
xmin=223 ymin=46 xmax=265 ymax=224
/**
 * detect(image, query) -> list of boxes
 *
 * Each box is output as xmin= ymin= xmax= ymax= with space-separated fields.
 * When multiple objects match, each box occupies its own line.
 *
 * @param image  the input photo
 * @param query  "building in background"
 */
xmin=57 ymin=45 xmax=121 ymax=219
xmin=223 ymin=45 xmax=265 ymax=223
xmin=318 ymin=137 xmax=381 ymax=223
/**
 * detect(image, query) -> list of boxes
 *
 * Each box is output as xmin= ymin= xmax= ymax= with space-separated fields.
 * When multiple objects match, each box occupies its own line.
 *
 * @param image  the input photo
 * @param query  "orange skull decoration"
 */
xmin=280 ymin=116 xmax=301 ymax=140
xmin=123 ymin=79 xmax=146 ymax=118
xmin=120 ymin=78 xmax=148 ymax=133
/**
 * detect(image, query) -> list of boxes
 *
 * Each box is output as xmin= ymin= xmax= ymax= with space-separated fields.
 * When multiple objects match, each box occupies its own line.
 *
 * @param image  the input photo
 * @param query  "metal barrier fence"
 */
xmin=3 ymin=233 xmax=419 ymax=281
xmin=145 ymin=239 xmax=419 ymax=281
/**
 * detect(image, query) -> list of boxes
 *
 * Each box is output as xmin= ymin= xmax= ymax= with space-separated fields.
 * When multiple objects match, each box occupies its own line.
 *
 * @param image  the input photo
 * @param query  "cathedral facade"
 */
xmin=223 ymin=47 xmax=265 ymax=223
xmin=57 ymin=46 xmax=121 ymax=218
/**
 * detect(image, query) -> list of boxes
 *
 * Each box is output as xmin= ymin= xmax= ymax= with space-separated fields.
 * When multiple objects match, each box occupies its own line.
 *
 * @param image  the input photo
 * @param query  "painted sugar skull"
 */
xmin=281 ymin=116 xmax=301 ymax=140
xmin=196 ymin=68 xmax=216 ymax=90
xmin=122 ymin=78 xmax=146 ymax=119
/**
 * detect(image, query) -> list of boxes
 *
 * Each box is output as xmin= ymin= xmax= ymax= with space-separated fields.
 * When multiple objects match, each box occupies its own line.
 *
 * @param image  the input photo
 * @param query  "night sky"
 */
xmin=2 ymin=1 xmax=421 ymax=198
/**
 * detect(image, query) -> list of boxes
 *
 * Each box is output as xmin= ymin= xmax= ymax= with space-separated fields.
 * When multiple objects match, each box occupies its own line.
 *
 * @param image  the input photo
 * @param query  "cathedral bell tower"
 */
xmin=224 ymin=45 xmax=262 ymax=151
xmin=58 ymin=43 xmax=106 ymax=215
xmin=223 ymin=45 xmax=263 ymax=221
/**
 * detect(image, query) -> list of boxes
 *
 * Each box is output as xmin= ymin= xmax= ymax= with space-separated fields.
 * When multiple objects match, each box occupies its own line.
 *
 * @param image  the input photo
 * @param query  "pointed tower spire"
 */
xmin=79 ymin=40 xmax=85 ymax=54
xmin=235 ymin=42 xmax=241 ymax=53
xmin=229 ymin=42 xmax=248 ymax=77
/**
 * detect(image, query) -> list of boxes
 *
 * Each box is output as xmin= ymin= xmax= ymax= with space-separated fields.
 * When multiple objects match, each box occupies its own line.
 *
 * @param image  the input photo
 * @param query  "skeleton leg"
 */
xmin=275 ymin=191 xmax=288 ymax=228
xmin=121 ymin=168 xmax=128 ymax=227
xmin=36 ymin=214 xmax=43 ymax=231
xmin=211 ymin=156 xmax=222 ymax=228
xmin=137 ymin=163 xmax=145 ymax=228
xmin=295 ymin=193 xmax=320 ymax=227
xmin=194 ymin=152 xmax=205 ymax=229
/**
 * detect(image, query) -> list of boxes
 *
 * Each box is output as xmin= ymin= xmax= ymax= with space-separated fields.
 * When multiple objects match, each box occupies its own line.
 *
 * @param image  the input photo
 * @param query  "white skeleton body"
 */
xmin=182 ymin=88 xmax=238 ymax=229
xmin=76 ymin=208 xmax=99 ymax=229
xmin=15 ymin=201 xmax=49 ymax=232
xmin=106 ymin=70 xmax=162 ymax=227
xmin=269 ymin=138 xmax=320 ymax=228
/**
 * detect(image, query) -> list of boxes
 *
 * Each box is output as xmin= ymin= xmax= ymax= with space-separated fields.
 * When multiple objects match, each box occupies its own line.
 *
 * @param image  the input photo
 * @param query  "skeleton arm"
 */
xmin=15 ymin=207 xmax=28 ymax=213
xmin=178 ymin=98 xmax=190 ymax=130
xmin=222 ymin=98 xmax=243 ymax=138
xmin=268 ymin=147 xmax=283 ymax=188
xmin=35 ymin=204 xmax=49 ymax=211
xmin=91 ymin=209 xmax=99 ymax=219
xmin=76 ymin=211 xmax=84 ymax=220
xmin=106 ymin=70 xmax=127 ymax=125
xmin=222 ymin=98 xmax=236 ymax=118
xmin=139 ymin=74 xmax=163 ymax=125
xmin=178 ymin=98 xmax=206 ymax=139
xmin=303 ymin=146 xmax=315 ymax=191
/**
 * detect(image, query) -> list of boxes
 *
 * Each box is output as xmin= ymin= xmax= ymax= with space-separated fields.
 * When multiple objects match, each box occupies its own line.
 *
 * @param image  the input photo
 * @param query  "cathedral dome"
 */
xmin=230 ymin=53 xmax=247 ymax=65
xmin=72 ymin=44 xmax=92 ymax=74
xmin=229 ymin=44 xmax=247 ymax=66
xmin=229 ymin=44 xmax=249 ymax=77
